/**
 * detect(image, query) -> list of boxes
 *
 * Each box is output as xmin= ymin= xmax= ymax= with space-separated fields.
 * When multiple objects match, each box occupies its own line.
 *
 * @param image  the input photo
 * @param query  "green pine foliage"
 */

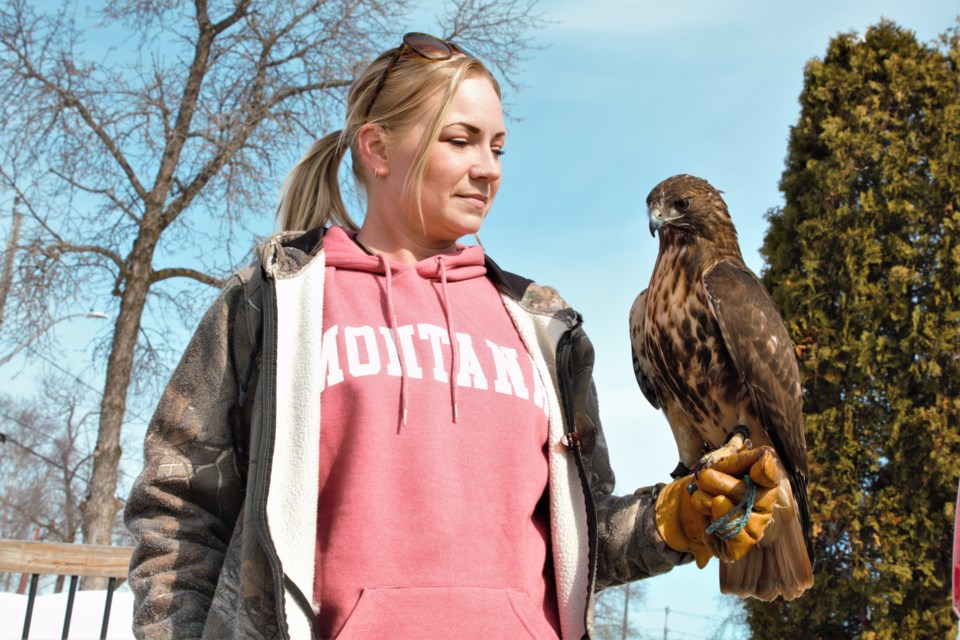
xmin=755 ymin=20 xmax=960 ymax=639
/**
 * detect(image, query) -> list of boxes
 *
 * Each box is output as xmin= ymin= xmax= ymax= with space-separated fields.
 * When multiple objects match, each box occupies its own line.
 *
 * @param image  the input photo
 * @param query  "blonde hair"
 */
xmin=277 ymin=41 xmax=501 ymax=232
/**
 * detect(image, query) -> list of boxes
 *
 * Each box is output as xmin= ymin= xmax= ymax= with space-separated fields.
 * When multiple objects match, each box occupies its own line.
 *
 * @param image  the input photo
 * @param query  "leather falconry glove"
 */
xmin=654 ymin=472 xmax=714 ymax=568
xmin=655 ymin=446 xmax=781 ymax=567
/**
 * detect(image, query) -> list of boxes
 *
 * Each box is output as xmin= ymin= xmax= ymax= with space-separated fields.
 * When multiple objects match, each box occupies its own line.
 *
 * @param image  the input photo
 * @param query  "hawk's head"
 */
xmin=646 ymin=174 xmax=735 ymax=243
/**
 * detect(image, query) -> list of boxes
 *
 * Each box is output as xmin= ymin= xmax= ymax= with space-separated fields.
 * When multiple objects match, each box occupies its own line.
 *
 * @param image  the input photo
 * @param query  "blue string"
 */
xmin=705 ymin=476 xmax=756 ymax=540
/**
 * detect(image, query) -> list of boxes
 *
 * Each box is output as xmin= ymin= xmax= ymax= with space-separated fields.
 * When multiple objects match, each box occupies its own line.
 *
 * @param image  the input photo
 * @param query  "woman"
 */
xmin=125 ymin=33 xmax=774 ymax=639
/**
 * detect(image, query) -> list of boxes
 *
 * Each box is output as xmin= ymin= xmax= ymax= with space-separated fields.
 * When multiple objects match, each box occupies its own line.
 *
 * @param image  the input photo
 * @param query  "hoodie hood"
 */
xmin=322 ymin=225 xmax=487 ymax=282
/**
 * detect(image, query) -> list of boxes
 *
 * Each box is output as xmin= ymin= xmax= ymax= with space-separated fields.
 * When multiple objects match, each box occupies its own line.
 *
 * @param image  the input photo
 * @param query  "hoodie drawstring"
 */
xmin=436 ymin=256 xmax=460 ymax=424
xmin=379 ymin=254 xmax=409 ymax=431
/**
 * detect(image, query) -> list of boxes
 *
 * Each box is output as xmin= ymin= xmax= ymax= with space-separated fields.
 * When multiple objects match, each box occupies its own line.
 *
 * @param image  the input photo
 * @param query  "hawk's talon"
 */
xmin=725 ymin=425 xmax=751 ymax=445
xmin=670 ymin=461 xmax=692 ymax=479
xmin=695 ymin=427 xmax=751 ymax=472
xmin=691 ymin=457 xmax=712 ymax=475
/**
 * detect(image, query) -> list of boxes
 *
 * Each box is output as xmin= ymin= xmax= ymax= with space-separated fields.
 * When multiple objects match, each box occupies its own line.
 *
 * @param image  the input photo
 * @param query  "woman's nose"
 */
xmin=470 ymin=152 xmax=501 ymax=181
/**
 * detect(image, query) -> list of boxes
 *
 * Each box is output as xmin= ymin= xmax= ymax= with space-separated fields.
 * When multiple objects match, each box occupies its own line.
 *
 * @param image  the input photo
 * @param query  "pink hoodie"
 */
xmin=313 ymin=226 xmax=561 ymax=639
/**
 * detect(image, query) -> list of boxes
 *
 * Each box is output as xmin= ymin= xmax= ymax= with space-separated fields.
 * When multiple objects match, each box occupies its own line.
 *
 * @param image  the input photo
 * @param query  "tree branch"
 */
xmin=164 ymin=72 xmax=349 ymax=225
xmin=151 ymin=0 xmax=254 ymax=211
xmin=267 ymin=78 xmax=353 ymax=107
xmin=0 ymin=173 xmax=67 ymax=245
xmin=211 ymin=0 xmax=252 ymax=34
xmin=12 ymin=53 xmax=150 ymax=202
xmin=46 ymin=242 xmax=125 ymax=272
xmin=150 ymin=267 xmax=225 ymax=288
xmin=47 ymin=168 xmax=141 ymax=224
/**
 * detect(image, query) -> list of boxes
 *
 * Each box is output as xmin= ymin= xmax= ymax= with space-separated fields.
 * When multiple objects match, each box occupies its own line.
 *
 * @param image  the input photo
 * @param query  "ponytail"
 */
xmin=276 ymin=130 xmax=358 ymax=232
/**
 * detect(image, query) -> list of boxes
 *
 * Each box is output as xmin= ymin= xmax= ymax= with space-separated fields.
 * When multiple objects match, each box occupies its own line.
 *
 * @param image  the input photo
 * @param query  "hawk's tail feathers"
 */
xmin=718 ymin=508 xmax=814 ymax=601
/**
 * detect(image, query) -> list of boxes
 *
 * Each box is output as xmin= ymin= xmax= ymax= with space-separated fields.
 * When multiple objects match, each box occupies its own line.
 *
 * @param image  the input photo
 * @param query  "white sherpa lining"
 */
xmin=501 ymin=296 xmax=590 ymax=640
xmin=269 ymin=247 xmax=327 ymax=640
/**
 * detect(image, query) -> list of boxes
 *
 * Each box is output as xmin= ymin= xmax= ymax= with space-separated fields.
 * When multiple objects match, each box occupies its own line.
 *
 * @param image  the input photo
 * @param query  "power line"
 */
xmin=0 ymin=432 xmax=90 ymax=485
xmin=20 ymin=347 xmax=192 ymax=489
xmin=669 ymin=609 xmax=715 ymax=621
xmin=0 ymin=409 xmax=130 ymax=502
xmin=27 ymin=347 xmax=154 ymax=427
xmin=0 ymin=409 xmax=62 ymax=446
xmin=631 ymin=606 xmax=720 ymax=640
xmin=635 ymin=607 xmax=714 ymax=621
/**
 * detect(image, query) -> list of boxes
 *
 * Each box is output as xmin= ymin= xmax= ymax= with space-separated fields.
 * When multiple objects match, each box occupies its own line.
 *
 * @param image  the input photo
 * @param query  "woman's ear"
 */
xmin=357 ymin=123 xmax=390 ymax=179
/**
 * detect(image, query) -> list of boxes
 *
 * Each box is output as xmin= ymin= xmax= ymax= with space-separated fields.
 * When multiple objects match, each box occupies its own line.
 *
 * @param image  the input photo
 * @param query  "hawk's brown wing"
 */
xmin=629 ymin=289 xmax=660 ymax=409
xmin=703 ymin=261 xmax=813 ymax=561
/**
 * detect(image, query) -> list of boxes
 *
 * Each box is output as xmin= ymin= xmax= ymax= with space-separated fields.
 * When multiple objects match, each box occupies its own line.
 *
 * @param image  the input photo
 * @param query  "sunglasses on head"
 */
xmin=363 ymin=32 xmax=469 ymax=119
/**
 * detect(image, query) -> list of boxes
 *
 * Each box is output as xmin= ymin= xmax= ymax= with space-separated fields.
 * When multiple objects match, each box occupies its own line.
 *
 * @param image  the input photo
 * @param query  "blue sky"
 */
xmin=2 ymin=1 xmax=957 ymax=637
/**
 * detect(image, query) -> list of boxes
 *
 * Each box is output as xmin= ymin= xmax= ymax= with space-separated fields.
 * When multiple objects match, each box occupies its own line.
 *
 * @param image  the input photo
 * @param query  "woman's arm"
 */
xmin=123 ymin=274 xmax=255 ymax=638
xmin=567 ymin=328 xmax=691 ymax=589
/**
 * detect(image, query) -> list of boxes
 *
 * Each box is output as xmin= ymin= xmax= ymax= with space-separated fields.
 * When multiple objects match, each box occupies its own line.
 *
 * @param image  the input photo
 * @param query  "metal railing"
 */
xmin=0 ymin=539 xmax=133 ymax=639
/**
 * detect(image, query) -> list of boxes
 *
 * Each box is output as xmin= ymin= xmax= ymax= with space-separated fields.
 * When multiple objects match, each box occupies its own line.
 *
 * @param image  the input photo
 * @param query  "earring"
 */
xmin=373 ymin=167 xmax=381 ymax=178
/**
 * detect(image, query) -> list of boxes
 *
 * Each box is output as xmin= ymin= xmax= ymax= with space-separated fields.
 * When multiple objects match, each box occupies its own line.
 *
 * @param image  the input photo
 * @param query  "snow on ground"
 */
xmin=0 ymin=590 xmax=133 ymax=640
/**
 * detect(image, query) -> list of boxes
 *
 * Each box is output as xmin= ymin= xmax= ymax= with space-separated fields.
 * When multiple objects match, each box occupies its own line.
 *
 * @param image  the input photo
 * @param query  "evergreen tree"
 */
xmin=756 ymin=20 xmax=960 ymax=639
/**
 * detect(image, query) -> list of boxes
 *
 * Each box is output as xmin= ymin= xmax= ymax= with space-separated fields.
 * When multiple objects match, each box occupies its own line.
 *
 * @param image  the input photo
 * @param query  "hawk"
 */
xmin=630 ymin=174 xmax=813 ymax=601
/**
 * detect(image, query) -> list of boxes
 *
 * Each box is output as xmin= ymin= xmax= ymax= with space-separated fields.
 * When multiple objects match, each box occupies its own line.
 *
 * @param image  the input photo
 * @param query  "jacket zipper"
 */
xmin=556 ymin=325 xmax=600 ymax=640
xmin=254 ymin=273 xmax=322 ymax=640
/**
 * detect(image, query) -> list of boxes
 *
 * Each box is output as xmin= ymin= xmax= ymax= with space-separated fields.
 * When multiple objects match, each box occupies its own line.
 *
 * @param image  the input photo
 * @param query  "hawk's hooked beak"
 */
xmin=649 ymin=208 xmax=664 ymax=237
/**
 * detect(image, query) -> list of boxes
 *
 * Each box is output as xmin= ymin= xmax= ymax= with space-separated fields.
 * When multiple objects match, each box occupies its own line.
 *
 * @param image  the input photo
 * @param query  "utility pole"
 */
xmin=0 ymin=196 xmax=24 ymax=328
xmin=620 ymin=582 xmax=630 ymax=640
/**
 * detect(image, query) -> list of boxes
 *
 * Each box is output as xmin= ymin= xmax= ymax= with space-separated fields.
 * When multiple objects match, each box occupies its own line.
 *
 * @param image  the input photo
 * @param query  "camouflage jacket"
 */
xmin=124 ymin=228 xmax=686 ymax=640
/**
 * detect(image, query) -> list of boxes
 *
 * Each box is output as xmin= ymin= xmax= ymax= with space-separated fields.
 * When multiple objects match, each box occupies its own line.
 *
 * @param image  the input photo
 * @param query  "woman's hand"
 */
xmin=654 ymin=446 xmax=781 ymax=566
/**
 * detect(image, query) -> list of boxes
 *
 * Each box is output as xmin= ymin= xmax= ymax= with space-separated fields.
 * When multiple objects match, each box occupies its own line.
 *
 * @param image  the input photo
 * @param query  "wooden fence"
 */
xmin=0 ymin=539 xmax=133 ymax=639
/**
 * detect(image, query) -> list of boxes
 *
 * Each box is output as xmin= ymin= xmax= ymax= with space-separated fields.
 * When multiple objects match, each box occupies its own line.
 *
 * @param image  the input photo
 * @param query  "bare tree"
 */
xmin=0 ymin=372 xmax=133 ymax=593
xmin=0 ymin=0 xmax=544 ymax=564
xmin=594 ymin=582 xmax=649 ymax=640
xmin=0 ymin=378 xmax=97 ymax=541
xmin=0 ymin=376 xmax=97 ymax=589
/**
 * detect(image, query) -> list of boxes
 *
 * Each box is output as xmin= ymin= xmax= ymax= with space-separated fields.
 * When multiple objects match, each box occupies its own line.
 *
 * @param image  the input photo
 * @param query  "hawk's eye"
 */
xmin=674 ymin=198 xmax=691 ymax=212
